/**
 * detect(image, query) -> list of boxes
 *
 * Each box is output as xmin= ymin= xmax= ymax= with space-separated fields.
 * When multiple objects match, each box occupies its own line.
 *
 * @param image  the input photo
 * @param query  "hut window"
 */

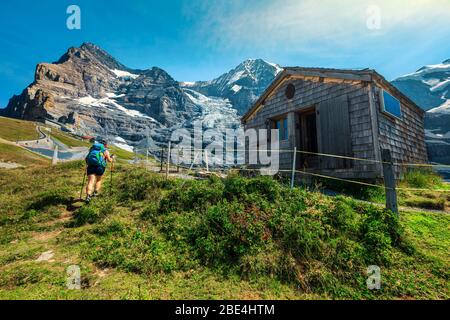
xmin=285 ymin=84 xmax=296 ymax=100
xmin=381 ymin=90 xmax=402 ymax=119
xmin=274 ymin=117 xmax=289 ymax=141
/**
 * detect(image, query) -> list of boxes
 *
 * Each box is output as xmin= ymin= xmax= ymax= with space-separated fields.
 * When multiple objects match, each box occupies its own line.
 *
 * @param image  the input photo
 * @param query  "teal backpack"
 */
xmin=86 ymin=143 xmax=107 ymax=168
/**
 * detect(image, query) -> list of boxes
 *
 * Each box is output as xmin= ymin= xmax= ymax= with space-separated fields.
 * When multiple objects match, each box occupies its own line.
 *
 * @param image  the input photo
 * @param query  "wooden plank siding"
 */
xmin=318 ymin=95 xmax=352 ymax=169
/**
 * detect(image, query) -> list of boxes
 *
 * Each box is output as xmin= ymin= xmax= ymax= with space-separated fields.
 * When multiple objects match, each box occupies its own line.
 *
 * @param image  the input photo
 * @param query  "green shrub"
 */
xmin=88 ymin=223 xmax=195 ymax=274
xmin=360 ymin=208 xmax=403 ymax=265
xmin=191 ymin=200 xmax=273 ymax=265
xmin=73 ymin=207 xmax=100 ymax=226
xmin=27 ymin=188 xmax=71 ymax=211
xmin=71 ymin=197 xmax=117 ymax=227
xmin=21 ymin=209 xmax=39 ymax=220
xmin=141 ymin=202 xmax=160 ymax=220
xmin=159 ymin=177 xmax=224 ymax=214
xmin=117 ymin=169 xmax=171 ymax=202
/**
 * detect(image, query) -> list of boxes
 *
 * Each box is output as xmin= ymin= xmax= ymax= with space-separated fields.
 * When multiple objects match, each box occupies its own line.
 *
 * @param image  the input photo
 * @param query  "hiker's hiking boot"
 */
xmin=85 ymin=195 xmax=92 ymax=204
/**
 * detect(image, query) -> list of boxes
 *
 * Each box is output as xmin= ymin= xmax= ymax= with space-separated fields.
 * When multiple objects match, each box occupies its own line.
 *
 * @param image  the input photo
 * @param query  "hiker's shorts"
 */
xmin=87 ymin=165 xmax=106 ymax=177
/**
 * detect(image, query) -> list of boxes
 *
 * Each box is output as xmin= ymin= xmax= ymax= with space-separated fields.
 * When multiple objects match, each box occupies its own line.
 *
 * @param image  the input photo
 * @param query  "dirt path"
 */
xmin=0 ymin=162 xmax=23 ymax=169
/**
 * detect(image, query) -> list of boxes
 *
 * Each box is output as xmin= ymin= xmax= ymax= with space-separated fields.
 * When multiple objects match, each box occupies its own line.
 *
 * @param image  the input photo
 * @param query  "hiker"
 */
xmin=85 ymin=139 xmax=113 ymax=204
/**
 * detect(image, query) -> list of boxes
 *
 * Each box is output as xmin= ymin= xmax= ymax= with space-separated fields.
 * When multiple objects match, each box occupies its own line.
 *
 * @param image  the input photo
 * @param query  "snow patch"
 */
xmin=76 ymin=95 xmax=157 ymax=121
xmin=430 ymin=79 xmax=450 ymax=92
xmin=425 ymin=129 xmax=450 ymax=140
xmin=111 ymin=69 xmax=139 ymax=80
xmin=428 ymin=100 xmax=450 ymax=114
xmin=228 ymin=70 xmax=245 ymax=85
xmin=115 ymin=136 xmax=127 ymax=143
xmin=231 ymin=84 xmax=242 ymax=93
xmin=398 ymin=63 xmax=450 ymax=81
xmin=106 ymin=92 xmax=125 ymax=98
xmin=77 ymin=96 xmax=98 ymax=105
xmin=264 ymin=60 xmax=284 ymax=75
xmin=422 ymin=79 xmax=441 ymax=87
xmin=113 ymin=142 xmax=134 ymax=153
xmin=180 ymin=81 xmax=196 ymax=87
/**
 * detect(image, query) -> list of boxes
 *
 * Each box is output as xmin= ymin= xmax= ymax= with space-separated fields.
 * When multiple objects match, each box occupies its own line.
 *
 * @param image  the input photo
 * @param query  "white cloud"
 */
xmin=187 ymin=0 xmax=450 ymax=53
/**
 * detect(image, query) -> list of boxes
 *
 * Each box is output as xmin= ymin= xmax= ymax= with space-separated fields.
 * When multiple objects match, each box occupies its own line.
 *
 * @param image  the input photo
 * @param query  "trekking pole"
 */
xmin=80 ymin=168 xmax=87 ymax=200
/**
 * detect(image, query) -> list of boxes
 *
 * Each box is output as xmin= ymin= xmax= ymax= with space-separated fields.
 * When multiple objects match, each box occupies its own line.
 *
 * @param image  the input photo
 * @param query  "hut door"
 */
xmin=298 ymin=109 xmax=319 ymax=168
xmin=317 ymin=95 xmax=352 ymax=169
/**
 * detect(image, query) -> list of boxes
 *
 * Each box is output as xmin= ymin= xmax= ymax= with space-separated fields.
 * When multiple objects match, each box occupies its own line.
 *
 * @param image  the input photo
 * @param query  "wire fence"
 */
xmin=132 ymin=145 xmax=450 ymax=194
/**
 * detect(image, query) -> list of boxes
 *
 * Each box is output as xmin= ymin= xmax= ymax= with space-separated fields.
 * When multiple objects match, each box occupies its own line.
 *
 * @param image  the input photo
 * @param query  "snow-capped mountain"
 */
xmin=1 ymin=44 xmax=280 ymax=152
xmin=392 ymin=59 xmax=450 ymax=111
xmin=182 ymin=59 xmax=283 ymax=115
xmin=393 ymin=59 xmax=450 ymax=164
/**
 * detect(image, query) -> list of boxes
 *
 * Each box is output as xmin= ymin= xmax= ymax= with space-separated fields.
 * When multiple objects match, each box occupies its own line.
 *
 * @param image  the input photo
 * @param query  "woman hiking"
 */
xmin=84 ymin=139 xmax=113 ymax=204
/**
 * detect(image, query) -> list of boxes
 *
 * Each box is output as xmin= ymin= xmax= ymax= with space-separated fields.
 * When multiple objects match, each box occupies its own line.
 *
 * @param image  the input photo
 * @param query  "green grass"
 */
xmin=49 ymin=130 xmax=90 ymax=148
xmin=108 ymin=146 xmax=135 ymax=161
xmin=0 ymin=117 xmax=39 ymax=142
xmin=402 ymin=210 xmax=449 ymax=261
xmin=0 ymin=164 xmax=448 ymax=300
xmin=0 ymin=142 xmax=50 ymax=166
xmin=398 ymin=169 xmax=449 ymax=211
xmin=401 ymin=169 xmax=444 ymax=190
xmin=48 ymin=129 xmax=136 ymax=161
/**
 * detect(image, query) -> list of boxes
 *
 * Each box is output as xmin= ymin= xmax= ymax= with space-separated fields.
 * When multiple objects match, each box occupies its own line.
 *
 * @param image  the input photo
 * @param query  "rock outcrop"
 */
xmin=2 ymin=43 xmax=199 ymax=146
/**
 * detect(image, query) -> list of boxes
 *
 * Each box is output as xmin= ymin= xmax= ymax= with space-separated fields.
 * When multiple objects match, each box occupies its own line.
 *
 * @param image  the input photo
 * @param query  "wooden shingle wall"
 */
xmin=373 ymin=85 xmax=428 ymax=177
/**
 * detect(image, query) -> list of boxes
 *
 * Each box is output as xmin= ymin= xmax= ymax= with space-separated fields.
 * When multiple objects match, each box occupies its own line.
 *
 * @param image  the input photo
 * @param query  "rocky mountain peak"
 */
xmin=139 ymin=67 xmax=177 ymax=85
xmin=54 ymin=42 xmax=134 ymax=74
xmin=183 ymin=58 xmax=282 ymax=115
xmin=236 ymin=58 xmax=283 ymax=79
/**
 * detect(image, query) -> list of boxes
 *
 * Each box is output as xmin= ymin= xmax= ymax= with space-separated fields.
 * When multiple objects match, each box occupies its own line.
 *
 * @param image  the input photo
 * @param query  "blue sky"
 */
xmin=1 ymin=0 xmax=449 ymax=107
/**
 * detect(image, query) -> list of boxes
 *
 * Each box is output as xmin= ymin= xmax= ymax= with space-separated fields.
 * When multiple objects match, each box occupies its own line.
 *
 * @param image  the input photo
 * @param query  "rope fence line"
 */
xmin=132 ymin=143 xmax=450 ymax=216
xmin=174 ymin=166 xmax=449 ymax=193
xmin=173 ymin=147 xmax=450 ymax=169
xmin=135 ymin=150 xmax=449 ymax=193
xmin=134 ymin=143 xmax=450 ymax=204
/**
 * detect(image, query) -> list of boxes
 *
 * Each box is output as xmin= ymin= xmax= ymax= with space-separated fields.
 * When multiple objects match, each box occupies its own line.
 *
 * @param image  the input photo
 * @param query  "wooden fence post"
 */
xmin=177 ymin=149 xmax=180 ymax=173
xmin=166 ymin=141 xmax=171 ymax=180
xmin=381 ymin=149 xmax=399 ymax=216
xmin=205 ymin=150 xmax=209 ymax=172
xmin=160 ymin=147 xmax=164 ymax=172
xmin=291 ymin=147 xmax=297 ymax=189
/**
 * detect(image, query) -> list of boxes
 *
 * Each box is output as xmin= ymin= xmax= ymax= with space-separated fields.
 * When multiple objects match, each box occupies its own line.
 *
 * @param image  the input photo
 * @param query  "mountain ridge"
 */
xmin=393 ymin=58 xmax=450 ymax=164
xmin=182 ymin=58 xmax=283 ymax=115
xmin=1 ymin=43 xmax=280 ymax=150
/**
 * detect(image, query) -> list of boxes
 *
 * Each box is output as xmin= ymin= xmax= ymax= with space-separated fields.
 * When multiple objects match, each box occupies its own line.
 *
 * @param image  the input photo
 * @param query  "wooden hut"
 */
xmin=242 ymin=67 xmax=428 ymax=180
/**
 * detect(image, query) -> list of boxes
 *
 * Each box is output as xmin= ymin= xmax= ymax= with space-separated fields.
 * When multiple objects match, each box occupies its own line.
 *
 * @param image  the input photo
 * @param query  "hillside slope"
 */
xmin=0 ymin=164 xmax=448 ymax=300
